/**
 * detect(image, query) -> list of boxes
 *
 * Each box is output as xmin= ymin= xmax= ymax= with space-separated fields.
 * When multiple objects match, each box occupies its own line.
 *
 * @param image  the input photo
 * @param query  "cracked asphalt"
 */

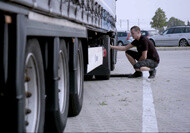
xmin=65 ymin=48 xmax=190 ymax=132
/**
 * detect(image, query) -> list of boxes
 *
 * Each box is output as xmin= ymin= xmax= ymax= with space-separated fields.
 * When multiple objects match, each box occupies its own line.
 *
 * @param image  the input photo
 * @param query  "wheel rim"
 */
xmin=58 ymin=51 xmax=67 ymax=113
xmin=77 ymin=51 xmax=82 ymax=98
xmin=24 ymin=53 xmax=40 ymax=132
xmin=180 ymin=39 xmax=187 ymax=47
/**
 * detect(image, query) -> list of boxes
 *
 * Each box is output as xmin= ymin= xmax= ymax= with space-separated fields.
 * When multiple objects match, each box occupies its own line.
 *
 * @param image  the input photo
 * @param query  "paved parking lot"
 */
xmin=65 ymin=48 xmax=190 ymax=132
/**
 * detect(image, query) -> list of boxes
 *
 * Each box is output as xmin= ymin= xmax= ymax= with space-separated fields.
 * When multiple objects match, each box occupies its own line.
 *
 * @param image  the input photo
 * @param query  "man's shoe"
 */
xmin=128 ymin=71 xmax=142 ymax=78
xmin=148 ymin=69 xmax=156 ymax=78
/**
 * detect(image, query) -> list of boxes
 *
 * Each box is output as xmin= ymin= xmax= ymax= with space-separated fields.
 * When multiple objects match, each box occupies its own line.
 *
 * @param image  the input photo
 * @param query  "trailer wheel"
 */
xmin=84 ymin=75 xmax=93 ymax=81
xmin=69 ymin=40 xmax=84 ymax=117
xmin=94 ymin=35 xmax=111 ymax=80
xmin=24 ymin=39 xmax=45 ymax=132
xmin=110 ymin=38 xmax=115 ymax=71
xmin=55 ymin=39 xmax=69 ymax=131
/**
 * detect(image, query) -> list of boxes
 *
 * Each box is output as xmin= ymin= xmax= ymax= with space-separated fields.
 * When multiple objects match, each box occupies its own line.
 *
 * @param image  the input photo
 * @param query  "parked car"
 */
xmin=141 ymin=30 xmax=150 ymax=38
xmin=141 ymin=30 xmax=159 ymax=38
xmin=148 ymin=30 xmax=159 ymax=36
xmin=149 ymin=26 xmax=190 ymax=47
xmin=117 ymin=31 xmax=133 ymax=46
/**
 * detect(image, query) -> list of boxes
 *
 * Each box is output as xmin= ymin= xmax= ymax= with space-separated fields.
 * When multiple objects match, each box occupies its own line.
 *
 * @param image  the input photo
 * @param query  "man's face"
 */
xmin=131 ymin=29 xmax=140 ymax=40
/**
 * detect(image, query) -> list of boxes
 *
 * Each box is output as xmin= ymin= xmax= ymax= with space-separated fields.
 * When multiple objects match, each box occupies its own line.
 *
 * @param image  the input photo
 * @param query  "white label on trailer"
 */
xmin=87 ymin=47 xmax=103 ymax=73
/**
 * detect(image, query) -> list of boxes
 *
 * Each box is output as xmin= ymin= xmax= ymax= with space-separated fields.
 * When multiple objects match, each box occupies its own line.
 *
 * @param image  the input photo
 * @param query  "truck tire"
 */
xmin=69 ymin=40 xmax=84 ymax=117
xmin=44 ymin=39 xmax=69 ymax=133
xmin=24 ymin=39 xmax=45 ymax=132
xmin=84 ymin=75 xmax=93 ymax=81
xmin=54 ymin=39 xmax=69 ymax=132
xmin=110 ymin=38 xmax=115 ymax=71
xmin=111 ymin=62 xmax=115 ymax=71
xmin=94 ymin=35 xmax=111 ymax=80
xmin=95 ymin=75 xmax=110 ymax=80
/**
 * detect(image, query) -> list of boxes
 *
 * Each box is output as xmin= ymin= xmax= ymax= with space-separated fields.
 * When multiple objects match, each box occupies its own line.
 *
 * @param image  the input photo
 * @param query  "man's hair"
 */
xmin=130 ymin=26 xmax=141 ymax=32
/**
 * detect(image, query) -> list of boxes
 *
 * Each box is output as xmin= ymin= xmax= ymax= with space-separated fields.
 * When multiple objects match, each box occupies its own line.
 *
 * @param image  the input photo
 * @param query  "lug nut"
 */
xmin=25 ymin=121 xmax=29 ymax=126
xmin=25 ymin=92 xmax=32 ymax=98
xmin=25 ymin=76 xmax=30 ymax=82
xmin=25 ymin=108 xmax=31 ymax=115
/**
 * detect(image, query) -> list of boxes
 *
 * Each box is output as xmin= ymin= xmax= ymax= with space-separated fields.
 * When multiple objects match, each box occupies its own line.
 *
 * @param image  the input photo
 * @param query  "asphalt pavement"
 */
xmin=65 ymin=47 xmax=190 ymax=132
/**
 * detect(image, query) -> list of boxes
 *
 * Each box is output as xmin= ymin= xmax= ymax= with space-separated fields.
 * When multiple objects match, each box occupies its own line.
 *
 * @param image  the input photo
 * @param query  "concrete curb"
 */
xmin=155 ymin=47 xmax=190 ymax=51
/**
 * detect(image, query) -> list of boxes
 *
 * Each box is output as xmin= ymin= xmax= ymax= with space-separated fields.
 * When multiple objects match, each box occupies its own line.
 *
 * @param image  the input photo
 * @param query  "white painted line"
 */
xmin=142 ymin=71 xmax=158 ymax=132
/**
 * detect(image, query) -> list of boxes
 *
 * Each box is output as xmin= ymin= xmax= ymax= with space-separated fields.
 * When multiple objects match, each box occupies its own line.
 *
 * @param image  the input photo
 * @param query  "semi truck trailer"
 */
xmin=0 ymin=0 xmax=117 ymax=132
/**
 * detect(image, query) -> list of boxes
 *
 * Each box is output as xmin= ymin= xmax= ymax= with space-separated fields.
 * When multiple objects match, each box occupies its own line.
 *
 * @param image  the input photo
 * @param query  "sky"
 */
xmin=116 ymin=0 xmax=190 ymax=31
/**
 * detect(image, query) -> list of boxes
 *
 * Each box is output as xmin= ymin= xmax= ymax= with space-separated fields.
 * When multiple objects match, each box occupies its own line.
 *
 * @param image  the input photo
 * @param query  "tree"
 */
xmin=167 ymin=17 xmax=185 ymax=28
xmin=150 ymin=8 xmax=167 ymax=33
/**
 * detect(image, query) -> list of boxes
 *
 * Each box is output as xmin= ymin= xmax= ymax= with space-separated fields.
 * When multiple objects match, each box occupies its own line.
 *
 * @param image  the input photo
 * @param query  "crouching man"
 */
xmin=111 ymin=26 xmax=160 ymax=78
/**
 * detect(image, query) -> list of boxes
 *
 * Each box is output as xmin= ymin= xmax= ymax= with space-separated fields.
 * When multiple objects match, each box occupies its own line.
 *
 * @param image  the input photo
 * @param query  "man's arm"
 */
xmin=110 ymin=43 xmax=134 ymax=51
xmin=139 ymin=50 xmax=147 ymax=61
